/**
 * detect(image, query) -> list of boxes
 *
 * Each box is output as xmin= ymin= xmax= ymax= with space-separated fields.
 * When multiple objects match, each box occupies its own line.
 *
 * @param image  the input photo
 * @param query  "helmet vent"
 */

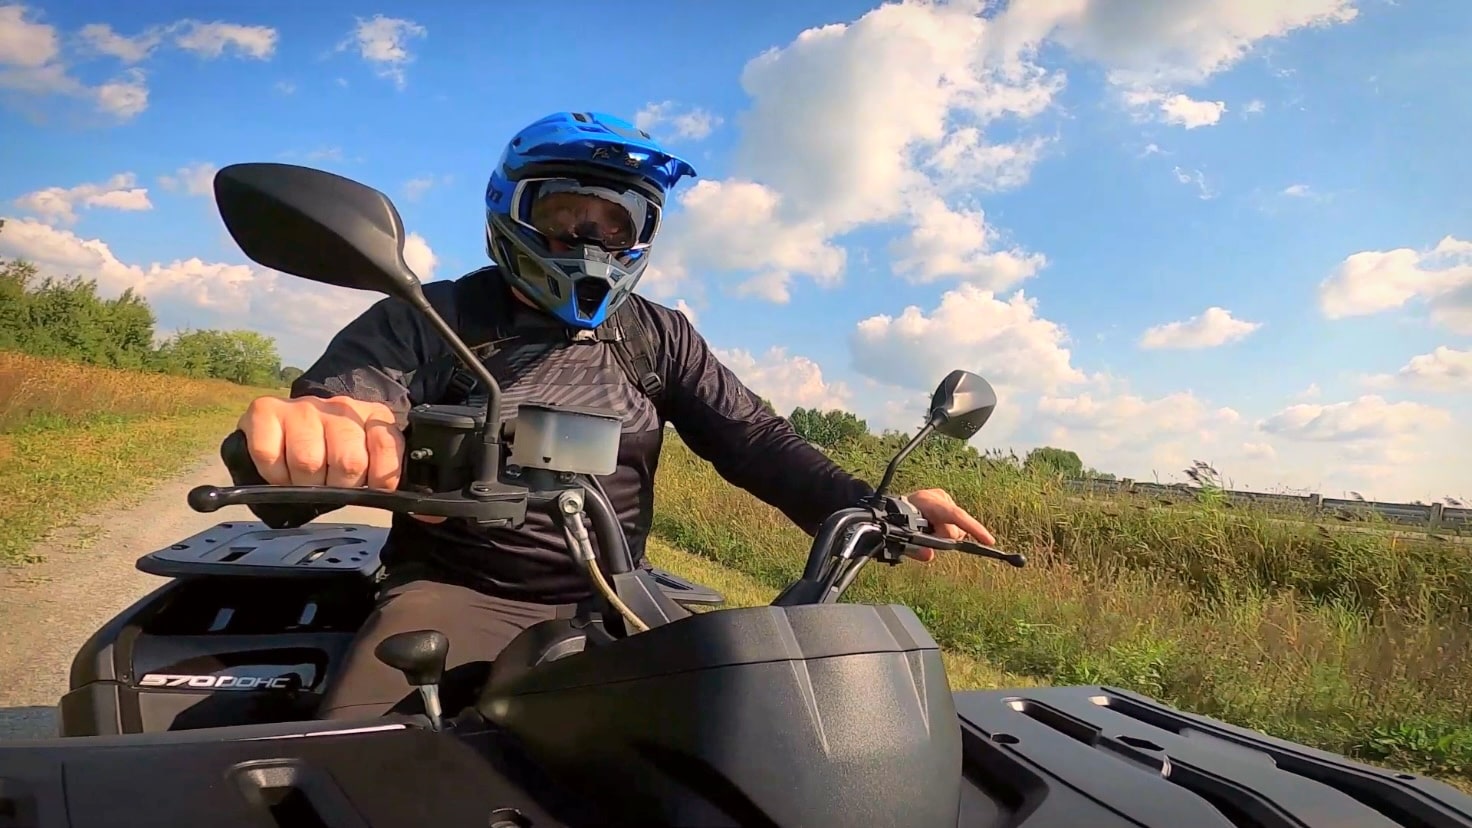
xmin=575 ymin=280 xmax=610 ymax=319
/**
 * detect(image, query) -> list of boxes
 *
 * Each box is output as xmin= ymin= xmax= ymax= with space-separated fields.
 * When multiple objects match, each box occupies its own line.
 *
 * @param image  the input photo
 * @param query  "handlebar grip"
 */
xmin=219 ymin=430 xmax=342 ymax=529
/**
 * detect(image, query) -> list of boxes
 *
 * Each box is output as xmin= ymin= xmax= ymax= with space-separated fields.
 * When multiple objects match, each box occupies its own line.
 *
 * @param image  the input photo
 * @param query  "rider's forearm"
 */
xmin=675 ymin=413 xmax=875 ymax=536
xmin=288 ymin=293 xmax=448 ymax=430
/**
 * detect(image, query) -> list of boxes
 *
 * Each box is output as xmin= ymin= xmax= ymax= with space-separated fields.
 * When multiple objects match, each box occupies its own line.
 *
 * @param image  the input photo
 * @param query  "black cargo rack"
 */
xmin=136 ymin=522 xmax=387 ymax=580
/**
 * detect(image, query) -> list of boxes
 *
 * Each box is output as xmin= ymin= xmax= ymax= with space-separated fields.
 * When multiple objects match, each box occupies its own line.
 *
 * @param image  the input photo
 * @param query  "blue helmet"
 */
xmin=484 ymin=111 xmax=698 ymax=329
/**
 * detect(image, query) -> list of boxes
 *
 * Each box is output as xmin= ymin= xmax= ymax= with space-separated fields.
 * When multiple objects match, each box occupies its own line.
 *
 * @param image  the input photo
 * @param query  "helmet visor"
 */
xmin=513 ymin=177 xmax=660 ymax=256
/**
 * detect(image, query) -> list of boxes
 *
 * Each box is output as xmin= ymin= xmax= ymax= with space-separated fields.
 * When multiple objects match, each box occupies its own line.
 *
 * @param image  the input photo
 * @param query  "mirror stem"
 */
xmin=874 ymin=416 xmax=938 ymax=498
xmin=404 ymin=291 xmax=506 ymax=476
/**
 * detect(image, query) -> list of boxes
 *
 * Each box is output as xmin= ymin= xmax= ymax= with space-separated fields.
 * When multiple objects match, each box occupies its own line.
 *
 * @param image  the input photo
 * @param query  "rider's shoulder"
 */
xmin=621 ymin=292 xmax=696 ymax=336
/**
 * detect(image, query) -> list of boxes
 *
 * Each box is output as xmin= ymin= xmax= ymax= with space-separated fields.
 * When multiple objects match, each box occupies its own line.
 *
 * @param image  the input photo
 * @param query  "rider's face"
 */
xmin=531 ymin=192 xmax=636 ymax=254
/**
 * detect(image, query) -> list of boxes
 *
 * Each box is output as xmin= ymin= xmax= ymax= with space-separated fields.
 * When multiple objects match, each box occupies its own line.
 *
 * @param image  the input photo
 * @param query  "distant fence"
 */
xmin=1060 ymin=477 xmax=1472 ymax=532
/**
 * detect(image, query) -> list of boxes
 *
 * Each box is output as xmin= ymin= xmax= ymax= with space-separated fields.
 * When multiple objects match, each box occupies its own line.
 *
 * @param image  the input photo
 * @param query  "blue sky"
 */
xmin=1 ymin=0 xmax=1469 ymax=501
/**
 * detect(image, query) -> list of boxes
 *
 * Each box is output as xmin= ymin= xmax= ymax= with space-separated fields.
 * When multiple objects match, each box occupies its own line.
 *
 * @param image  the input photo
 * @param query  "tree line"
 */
xmin=0 ymin=254 xmax=302 ymax=388
xmin=771 ymin=402 xmax=1116 ymax=482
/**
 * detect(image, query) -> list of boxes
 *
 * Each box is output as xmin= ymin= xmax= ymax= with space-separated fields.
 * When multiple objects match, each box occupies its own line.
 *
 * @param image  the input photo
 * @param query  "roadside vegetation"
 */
xmin=0 ymin=255 xmax=288 ymax=564
xmin=654 ymin=409 xmax=1472 ymax=789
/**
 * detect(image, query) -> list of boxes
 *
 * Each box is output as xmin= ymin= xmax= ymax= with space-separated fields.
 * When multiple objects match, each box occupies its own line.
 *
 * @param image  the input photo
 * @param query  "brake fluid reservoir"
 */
xmin=509 ymin=403 xmax=623 ymax=476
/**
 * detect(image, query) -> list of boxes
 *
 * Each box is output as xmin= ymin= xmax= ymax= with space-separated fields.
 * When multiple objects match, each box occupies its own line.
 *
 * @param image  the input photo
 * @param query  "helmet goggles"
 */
xmin=511 ymin=177 xmax=662 ymax=264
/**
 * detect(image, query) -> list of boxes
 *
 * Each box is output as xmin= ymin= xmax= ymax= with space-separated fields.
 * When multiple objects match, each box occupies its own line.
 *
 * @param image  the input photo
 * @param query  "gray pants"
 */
xmin=316 ymin=576 xmax=572 ymax=720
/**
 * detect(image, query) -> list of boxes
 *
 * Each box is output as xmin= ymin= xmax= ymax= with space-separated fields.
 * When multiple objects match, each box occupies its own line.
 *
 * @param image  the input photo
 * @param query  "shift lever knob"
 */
xmin=374 ymin=630 xmax=449 ymax=730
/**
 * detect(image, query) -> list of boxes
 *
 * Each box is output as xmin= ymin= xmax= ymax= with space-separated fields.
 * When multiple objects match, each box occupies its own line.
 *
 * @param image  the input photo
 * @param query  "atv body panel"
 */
xmin=6 ymin=685 xmax=1469 ymax=827
xmin=58 ymin=521 xmax=724 ymax=737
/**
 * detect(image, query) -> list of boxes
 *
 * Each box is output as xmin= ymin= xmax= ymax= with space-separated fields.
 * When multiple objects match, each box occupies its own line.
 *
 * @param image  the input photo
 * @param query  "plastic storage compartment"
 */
xmin=508 ymin=403 xmax=622 ymax=476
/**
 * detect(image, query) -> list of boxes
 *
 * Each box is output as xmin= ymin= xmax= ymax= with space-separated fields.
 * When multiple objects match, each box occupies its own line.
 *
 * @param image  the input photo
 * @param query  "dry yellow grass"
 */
xmin=0 ymin=351 xmax=279 ymax=565
xmin=0 ymin=351 xmax=267 ymax=432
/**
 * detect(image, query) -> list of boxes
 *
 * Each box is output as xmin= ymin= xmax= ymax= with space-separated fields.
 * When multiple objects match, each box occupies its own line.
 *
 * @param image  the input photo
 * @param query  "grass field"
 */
xmin=653 ymin=437 xmax=1472 ymax=789
xmin=3 ymin=350 xmax=1468 ymax=790
xmin=0 ymin=352 xmax=277 ymax=565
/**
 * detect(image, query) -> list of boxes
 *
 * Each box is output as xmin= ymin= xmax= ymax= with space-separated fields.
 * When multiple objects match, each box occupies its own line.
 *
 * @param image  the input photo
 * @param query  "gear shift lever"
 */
xmin=374 ymin=630 xmax=450 ymax=731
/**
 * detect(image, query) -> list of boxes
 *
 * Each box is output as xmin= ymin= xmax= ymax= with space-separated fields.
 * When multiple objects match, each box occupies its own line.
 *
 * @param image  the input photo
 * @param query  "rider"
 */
xmin=235 ymin=111 xmax=997 ymax=719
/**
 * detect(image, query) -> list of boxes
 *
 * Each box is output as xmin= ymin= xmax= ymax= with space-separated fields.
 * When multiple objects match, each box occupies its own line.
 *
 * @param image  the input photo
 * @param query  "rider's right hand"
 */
xmin=237 ymin=395 xmax=403 ymax=490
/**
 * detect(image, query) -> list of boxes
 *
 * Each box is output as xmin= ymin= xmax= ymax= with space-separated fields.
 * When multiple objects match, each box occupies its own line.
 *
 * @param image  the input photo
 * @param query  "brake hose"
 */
xmin=556 ymin=498 xmax=650 ymax=633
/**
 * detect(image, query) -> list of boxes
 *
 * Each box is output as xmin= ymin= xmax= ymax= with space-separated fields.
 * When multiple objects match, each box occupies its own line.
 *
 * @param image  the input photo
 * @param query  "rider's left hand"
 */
xmin=902 ymin=488 xmax=997 ymax=562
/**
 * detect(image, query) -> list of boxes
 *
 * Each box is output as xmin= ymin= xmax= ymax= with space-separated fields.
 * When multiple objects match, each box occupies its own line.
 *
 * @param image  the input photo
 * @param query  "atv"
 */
xmin=1 ymin=162 xmax=1467 ymax=828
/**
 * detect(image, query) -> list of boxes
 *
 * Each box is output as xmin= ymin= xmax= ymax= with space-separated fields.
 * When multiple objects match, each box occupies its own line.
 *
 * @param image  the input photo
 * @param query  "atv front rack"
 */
xmin=137 ymin=522 xmax=386 ymax=580
xmin=134 ymin=521 xmax=726 ymax=605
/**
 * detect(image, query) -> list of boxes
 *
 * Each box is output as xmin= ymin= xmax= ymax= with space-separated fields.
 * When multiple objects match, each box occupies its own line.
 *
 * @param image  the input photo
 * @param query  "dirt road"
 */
xmin=0 ymin=453 xmax=389 ymax=740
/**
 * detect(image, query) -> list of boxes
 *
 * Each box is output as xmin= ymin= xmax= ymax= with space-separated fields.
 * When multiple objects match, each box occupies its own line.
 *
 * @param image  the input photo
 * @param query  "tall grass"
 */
xmin=652 ymin=435 xmax=1472 ymax=787
xmin=0 ymin=351 xmax=267 ymax=433
xmin=0 ymin=351 xmax=277 ymax=564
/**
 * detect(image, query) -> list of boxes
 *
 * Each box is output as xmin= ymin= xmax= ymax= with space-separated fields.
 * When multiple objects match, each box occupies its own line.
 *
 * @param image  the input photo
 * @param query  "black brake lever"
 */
xmin=903 ymin=532 xmax=1027 ymax=568
xmin=187 ymin=484 xmax=530 ymax=527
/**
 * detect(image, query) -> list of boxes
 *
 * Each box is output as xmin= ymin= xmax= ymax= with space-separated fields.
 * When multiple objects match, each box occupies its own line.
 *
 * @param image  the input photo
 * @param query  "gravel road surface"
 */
xmin=0 ymin=453 xmax=389 ymax=740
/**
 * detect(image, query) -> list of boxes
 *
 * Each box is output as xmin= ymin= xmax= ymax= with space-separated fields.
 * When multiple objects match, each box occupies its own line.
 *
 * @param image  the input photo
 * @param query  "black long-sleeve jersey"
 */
xmin=291 ymin=267 xmax=875 ymax=604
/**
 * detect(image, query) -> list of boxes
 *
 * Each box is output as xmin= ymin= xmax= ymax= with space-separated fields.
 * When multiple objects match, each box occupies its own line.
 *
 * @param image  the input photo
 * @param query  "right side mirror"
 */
xmin=928 ymin=370 xmax=996 ymax=441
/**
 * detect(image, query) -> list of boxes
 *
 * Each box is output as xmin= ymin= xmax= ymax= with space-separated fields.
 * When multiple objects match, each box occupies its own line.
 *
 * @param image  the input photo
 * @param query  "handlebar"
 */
xmin=199 ymin=428 xmax=635 ymax=576
xmin=777 ymin=498 xmax=1026 ymax=607
xmin=199 ymin=427 xmax=1024 ymax=621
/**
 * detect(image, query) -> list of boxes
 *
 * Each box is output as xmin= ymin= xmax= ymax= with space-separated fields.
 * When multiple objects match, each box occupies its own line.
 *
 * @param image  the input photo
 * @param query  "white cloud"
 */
xmin=985 ymin=0 xmax=1357 ymax=137
xmin=731 ymin=1 xmax=1059 ymax=233
xmin=1244 ymin=98 xmax=1266 ymax=114
xmin=77 ymin=23 xmax=164 ymax=63
xmin=1015 ymin=381 xmax=1468 ymax=501
xmin=635 ymin=101 xmax=723 ymax=141
xmin=646 ymin=179 xmax=845 ymax=303
xmin=1283 ymin=183 xmax=1313 ymax=197
xmin=0 ymin=8 xmax=276 ymax=123
xmin=850 ymin=284 xmax=1085 ymax=395
xmin=1363 ymin=346 xmax=1472 ymax=392
xmin=171 ymin=21 xmax=277 ymax=59
xmin=1319 ymin=235 xmax=1472 ymax=333
xmin=648 ymin=1 xmax=1063 ymax=303
xmin=0 ymin=8 xmax=144 ymax=122
xmin=274 ymin=80 xmax=295 ymax=95
xmin=924 ymin=129 xmax=1051 ymax=194
xmin=652 ymin=0 xmax=1355 ymax=303
xmin=1259 ymin=395 xmax=1451 ymax=442
xmin=93 ymin=67 xmax=148 ymax=119
xmin=157 ymin=162 xmax=217 ymax=197
xmin=889 ymin=196 xmax=1047 ymax=289
xmin=712 ymin=346 xmax=851 ymax=417
xmin=78 ymin=20 xmax=276 ymax=62
xmin=1123 ymin=88 xmax=1226 ymax=128
xmin=402 ymin=232 xmax=437 ymax=281
xmin=1171 ymin=166 xmax=1216 ymax=199
xmin=340 ymin=15 xmax=426 ymax=89
xmin=673 ymin=299 xmax=697 ymax=326
xmin=1242 ymin=441 xmax=1276 ymax=460
xmin=1037 ymin=389 xmax=1242 ymax=453
xmin=12 ymin=173 xmax=152 ymax=223
xmin=402 ymin=174 xmax=452 ymax=202
xmin=992 ymin=0 xmax=1359 ymax=89
xmin=1138 ymin=306 xmax=1262 ymax=349
xmin=0 ymin=3 xmax=56 ymax=68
